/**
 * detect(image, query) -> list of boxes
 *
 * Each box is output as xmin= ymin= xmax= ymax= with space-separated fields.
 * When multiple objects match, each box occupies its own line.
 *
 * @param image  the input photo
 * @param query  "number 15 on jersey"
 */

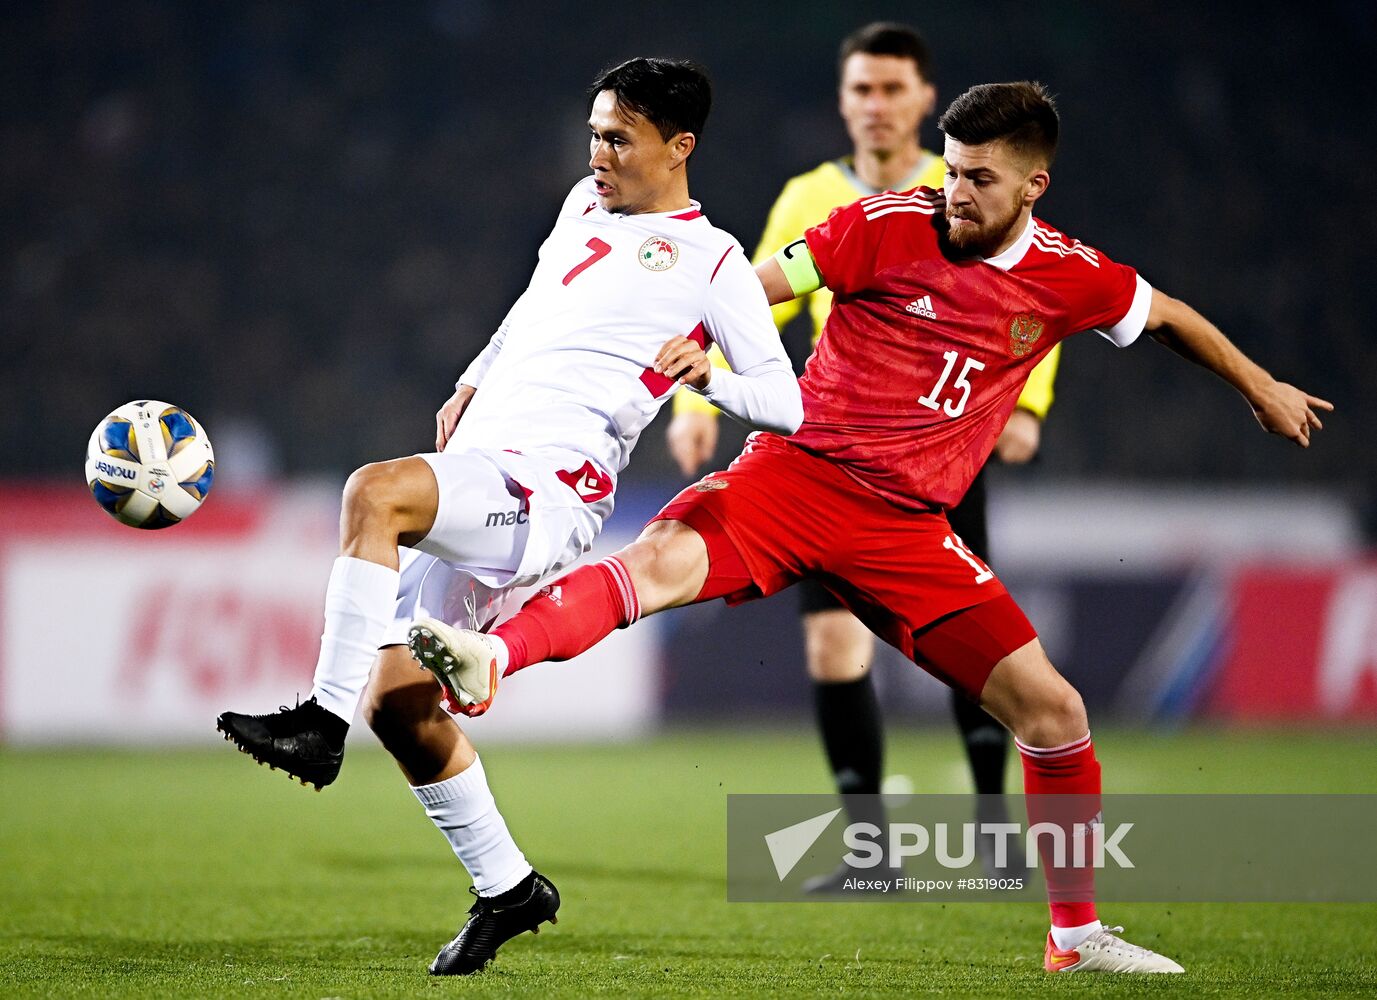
xmin=918 ymin=350 xmax=985 ymax=418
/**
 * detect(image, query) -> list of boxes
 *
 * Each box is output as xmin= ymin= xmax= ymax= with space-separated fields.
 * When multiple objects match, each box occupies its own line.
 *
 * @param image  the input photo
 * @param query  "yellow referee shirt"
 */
xmin=677 ymin=154 xmax=1061 ymax=418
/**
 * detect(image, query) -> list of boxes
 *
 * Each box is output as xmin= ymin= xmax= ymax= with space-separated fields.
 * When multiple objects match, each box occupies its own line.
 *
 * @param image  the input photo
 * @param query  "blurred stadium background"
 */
xmin=2 ymin=2 xmax=1376 ymax=994
xmin=3 ymin=0 xmax=1373 ymax=739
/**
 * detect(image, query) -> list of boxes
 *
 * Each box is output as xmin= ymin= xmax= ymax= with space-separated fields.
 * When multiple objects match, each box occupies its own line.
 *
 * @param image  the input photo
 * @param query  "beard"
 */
xmin=943 ymin=192 xmax=1024 ymax=257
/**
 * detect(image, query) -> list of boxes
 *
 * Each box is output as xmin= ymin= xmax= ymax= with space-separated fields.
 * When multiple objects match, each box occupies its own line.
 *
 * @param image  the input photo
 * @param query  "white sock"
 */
xmin=411 ymin=755 xmax=531 ymax=896
xmin=309 ymin=556 xmax=400 ymax=723
xmin=1050 ymin=920 xmax=1103 ymax=950
xmin=487 ymin=633 xmax=510 ymax=675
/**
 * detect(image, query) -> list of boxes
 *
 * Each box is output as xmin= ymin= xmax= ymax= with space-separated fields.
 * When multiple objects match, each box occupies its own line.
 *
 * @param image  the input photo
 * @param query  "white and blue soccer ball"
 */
xmin=84 ymin=400 xmax=215 ymax=529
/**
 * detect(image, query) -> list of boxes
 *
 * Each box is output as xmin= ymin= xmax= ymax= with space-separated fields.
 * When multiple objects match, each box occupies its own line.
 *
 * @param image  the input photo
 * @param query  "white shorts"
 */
xmin=380 ymin=446 xmax=614 ymax=645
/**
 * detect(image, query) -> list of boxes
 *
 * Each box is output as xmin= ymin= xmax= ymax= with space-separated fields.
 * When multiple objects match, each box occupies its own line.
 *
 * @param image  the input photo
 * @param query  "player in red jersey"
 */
xmin=412 ymin=82 xmax=1332 ymax=974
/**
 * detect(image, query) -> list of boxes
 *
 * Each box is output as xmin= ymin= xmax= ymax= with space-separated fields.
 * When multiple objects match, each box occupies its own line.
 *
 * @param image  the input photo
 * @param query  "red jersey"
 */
xmin=795 ymin=187 xmax=1151 ymax=510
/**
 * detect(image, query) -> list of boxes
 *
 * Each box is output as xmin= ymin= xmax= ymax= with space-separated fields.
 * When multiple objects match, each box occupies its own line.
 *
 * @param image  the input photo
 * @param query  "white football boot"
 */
xmin=407 ymin=618 xmax=505 ymax=717
xmin=1043 ymin=925 xmax=1184 ymax=974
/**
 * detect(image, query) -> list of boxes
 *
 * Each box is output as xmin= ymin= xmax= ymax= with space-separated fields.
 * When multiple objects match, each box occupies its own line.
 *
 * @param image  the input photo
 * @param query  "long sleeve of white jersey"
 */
xmin=693 ymin=247 xmax=803 ymax=434
xmin=455 ymin=301 xmax=517 ymax=389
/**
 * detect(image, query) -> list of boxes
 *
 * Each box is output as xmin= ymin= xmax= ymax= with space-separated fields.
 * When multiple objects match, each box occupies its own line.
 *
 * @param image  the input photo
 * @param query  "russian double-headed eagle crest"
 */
xmin=1008 ymin=313 xmax=1045 ymax=358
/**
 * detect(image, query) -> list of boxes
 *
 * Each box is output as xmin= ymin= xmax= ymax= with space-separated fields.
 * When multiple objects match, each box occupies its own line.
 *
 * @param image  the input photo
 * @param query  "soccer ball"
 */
xmin=84 ymin=400 xmax=215 ymax=529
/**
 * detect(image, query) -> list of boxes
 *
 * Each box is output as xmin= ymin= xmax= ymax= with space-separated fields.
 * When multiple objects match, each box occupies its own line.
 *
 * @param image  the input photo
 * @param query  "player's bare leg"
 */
xmin=804 ymin=610 xmax=873 ymax=685
xmin=337 ymin=457 xmax=440 ymax=566
xmin=612 ymin=518 xmax=712 ymax=607
xmin=364 ymin=645 xmax=559 ymax=975
xmin=364 ymin=645 xmax=474 ymax=784
xmin=412 ymin=519 xmax=709 ymax=714
xmin=978 ymin=641 xmax=1183 ymax=973
xmin=977 ymin=638 xmax=1086 ymax=748
xmin=217 ymin=456 xmax=440 ymax=787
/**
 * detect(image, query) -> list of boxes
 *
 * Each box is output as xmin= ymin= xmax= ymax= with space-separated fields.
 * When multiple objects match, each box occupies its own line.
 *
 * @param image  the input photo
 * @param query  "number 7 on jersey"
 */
xmin=563 ymin=238 xmax=612 ymax=286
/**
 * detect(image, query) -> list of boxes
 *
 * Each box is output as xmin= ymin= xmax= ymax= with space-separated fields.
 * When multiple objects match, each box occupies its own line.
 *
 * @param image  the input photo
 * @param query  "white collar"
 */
xmin=979 ymin=213 xmax=1035 ymax=272
xmin=605 ymin=196 xmax=703 ymax=221
xmin=639 ymin=198 xmax=702 ymax=220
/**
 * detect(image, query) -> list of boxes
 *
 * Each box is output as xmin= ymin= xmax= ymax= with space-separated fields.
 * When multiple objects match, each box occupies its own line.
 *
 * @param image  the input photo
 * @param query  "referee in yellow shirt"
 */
xmin=666 ymin=22 xmax=1060 ymax=890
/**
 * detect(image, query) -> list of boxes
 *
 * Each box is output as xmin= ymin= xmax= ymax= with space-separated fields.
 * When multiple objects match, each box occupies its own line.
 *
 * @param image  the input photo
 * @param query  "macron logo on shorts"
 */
xmin=905 ymin=295 xmax=937 ymax=320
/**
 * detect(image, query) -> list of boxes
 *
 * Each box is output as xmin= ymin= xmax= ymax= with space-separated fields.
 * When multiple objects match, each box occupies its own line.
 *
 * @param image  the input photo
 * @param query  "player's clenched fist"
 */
xmin=435 ymin=384 xmax=477 ymax=452
xmin=654 ymin=336 xmax=712 ymax=391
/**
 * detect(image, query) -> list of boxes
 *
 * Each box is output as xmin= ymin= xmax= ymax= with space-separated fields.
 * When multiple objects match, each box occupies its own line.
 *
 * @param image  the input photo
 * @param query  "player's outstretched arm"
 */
xmin=1144 ymin=290 xmax=1333 ymax=447
xmin=757 ymin=257 xmax=796 ymax=305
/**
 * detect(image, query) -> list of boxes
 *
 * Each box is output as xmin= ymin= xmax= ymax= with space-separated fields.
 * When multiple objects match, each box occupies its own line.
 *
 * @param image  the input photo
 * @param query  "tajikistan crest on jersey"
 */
xmin=1008 ymin=313 xmax=1045 ymax=358
xmin=639 ymin=236 xmax=679 ymax=271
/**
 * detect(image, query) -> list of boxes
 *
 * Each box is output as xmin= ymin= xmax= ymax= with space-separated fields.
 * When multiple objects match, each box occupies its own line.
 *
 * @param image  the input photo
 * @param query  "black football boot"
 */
xmin=430 ymin=870 xmax=561 ymax=975
xmin=215 ymin=696 xmax=346 ymax=790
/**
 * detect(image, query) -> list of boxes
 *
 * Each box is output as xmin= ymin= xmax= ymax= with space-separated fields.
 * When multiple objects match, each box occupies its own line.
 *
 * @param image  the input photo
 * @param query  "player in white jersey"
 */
xmin=385 ymin=171 xmax=801 ymax=656
xmin=216 ymin=58 xmax=801 ymax=976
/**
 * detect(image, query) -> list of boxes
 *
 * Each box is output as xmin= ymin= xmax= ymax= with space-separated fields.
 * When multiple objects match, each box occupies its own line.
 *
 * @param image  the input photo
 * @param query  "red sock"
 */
xmin=494 ymin=557 xmax=640 ymax=675
xmin=1017 ymin=733 xmax=1101 ymax=929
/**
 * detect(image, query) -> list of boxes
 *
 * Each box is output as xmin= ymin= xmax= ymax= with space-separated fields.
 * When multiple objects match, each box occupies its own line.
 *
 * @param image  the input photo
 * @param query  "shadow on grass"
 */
xmin=308 ymin=849 xmax=723 ymax=891
xmin=543 ymin=861 xmax=722 ymax=888
xmin=312 ymin=851 xmax=453 ymax=874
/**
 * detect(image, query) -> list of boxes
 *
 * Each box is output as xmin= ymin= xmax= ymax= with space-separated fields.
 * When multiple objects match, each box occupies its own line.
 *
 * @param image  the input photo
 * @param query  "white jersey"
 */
xmin=452 ymin=177 xmax=795 ymax=485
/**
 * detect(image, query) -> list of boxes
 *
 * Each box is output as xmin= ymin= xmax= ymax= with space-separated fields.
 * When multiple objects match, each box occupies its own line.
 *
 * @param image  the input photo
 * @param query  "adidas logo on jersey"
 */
xmin=905 ymin=294 xmax=937 ymax=319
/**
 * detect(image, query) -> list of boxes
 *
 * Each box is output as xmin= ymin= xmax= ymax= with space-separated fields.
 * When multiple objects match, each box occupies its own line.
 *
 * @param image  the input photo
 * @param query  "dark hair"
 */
xmin=587 ymin=57 xmax=712 ymax=143
xmin=937 ymin=82 xmax=1059 ymax=166
xmin=838 ymin=22 xmax=934 ymax=81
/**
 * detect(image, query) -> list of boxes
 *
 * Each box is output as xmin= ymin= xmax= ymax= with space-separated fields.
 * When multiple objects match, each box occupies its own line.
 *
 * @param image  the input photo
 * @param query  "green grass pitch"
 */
xmin=3 ymin=727 xmax=1375 ymax=998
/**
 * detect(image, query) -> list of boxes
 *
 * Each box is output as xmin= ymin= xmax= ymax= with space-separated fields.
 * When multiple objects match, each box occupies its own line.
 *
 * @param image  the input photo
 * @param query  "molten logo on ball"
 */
xmin=84 ymin=400 xmax=215 ymax=529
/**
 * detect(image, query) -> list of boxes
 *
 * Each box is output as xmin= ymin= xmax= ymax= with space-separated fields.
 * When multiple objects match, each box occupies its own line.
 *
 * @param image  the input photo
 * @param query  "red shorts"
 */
xmin=652 ymin=433 xmax=1036 ymax=698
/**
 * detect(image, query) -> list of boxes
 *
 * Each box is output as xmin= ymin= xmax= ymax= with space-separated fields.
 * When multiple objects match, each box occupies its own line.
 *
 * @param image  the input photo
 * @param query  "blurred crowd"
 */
xmin=4 ymin=1 xmax=1372 ymax=523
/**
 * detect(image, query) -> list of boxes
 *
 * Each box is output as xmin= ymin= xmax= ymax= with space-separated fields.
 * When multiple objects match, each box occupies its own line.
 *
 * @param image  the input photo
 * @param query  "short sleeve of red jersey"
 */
xmin=804 ymin=188 xmax=942 ymax=297
xmin=804 ymin=200 xmax=876 ymax=297
xmin=1025 ymin=224 xmax=1153 ymax=347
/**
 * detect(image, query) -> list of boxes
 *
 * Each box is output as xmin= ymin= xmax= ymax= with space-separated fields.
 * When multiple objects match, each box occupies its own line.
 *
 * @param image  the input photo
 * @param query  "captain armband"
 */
xmin=772 ymin=239 xmax=823 ymax=298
